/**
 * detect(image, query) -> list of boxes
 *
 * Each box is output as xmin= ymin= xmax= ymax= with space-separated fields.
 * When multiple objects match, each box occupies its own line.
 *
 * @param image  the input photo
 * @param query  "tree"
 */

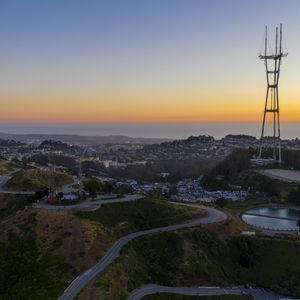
xmin=216 ymin=197 xmax=228 ymax=208
xmin=35 ymin=187 xmax=48 ymax=200
xmin=83 ymin=178 xmax=101 ymax=198
xmin=287 ymin=185 xmax=300 ymax=206
xmin=238 ymin=253 xmax=253 ymax=268
xmin=102 ymin=181 xmax=115 ymax=194
xmin=202 ymin=149 xmax=251 ymax=190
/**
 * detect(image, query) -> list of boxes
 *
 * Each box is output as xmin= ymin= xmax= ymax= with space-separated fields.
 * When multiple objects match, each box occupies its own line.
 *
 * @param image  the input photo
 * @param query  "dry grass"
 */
xmin=78 ymin=206 xmax=209 ymax=299
xmin=0 ymin=160 xmax=15 ymax=176
xmin=0 ymin=205 xmax=118 ymax=289
xmin=34 ymin=209 xmax=116 ymax=273
xmin=205 ymin=208 xmax=257 ymax=240
xmin=5 ymin=168 xmax=73 ymax=191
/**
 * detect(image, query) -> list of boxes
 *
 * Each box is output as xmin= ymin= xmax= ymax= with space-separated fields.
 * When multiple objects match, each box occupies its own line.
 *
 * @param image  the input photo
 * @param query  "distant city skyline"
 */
xmin=0 ymin=0 xmax=300 ymax=123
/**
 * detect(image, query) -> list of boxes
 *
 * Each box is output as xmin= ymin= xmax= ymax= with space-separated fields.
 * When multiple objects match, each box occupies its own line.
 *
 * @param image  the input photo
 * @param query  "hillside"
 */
xmin=0 ymin=197 xmax=196 ymax=299
xmin=0 ymin=133 xmax=170 ymax=146
xmin=0 ymin=160 xmax=16 ymax=176
xmin=76 ymin=197 xmax=197 ymax=235
xmin=84 ymin=227 xmax=300 ymax=299
xmin=5 ymin=168 xmax=73 ymax=191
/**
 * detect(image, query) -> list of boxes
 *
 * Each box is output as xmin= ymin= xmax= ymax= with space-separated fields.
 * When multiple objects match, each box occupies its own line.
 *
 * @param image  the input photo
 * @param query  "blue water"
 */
xmin=242 ymin=207 xmax=300 ymax=231
xmin=0 ymin=122 xmax=299 ymax=139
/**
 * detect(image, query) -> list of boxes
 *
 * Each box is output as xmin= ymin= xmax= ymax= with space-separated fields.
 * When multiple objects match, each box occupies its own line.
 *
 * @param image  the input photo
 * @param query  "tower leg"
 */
xmin=259 ymin=87 xmax=269 ymax=158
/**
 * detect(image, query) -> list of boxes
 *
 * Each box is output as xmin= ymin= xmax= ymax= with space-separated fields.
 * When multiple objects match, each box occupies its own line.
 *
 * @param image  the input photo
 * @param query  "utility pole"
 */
xmin=48 ymin=150 xmax=55 ymax=200
xmin=78 ymin=147 xmax=87 ymax=196
xmin=258 ymin=24 xmax=287 ymax=162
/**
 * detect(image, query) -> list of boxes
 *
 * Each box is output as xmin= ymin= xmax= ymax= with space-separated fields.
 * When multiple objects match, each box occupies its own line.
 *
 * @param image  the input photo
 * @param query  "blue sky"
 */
xmin=0 ymin=0 xmax=299 ymax=122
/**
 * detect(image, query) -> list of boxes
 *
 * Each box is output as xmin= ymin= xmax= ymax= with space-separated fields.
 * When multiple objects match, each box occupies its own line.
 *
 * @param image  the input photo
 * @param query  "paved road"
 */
xmin=33 ymin=194 xmax=143 ymax=211
xmin=58 ymin=205 xmax=227 ymax=300
xmin=0 ymin=169 xmax=18 ymax=190
xmin=127 ymin=284 xmax=284 ymax=300
xmin=0 ymin=190 xmax=35 ymax=195
xmin=0 ymin=169 xmax=35 ymax=195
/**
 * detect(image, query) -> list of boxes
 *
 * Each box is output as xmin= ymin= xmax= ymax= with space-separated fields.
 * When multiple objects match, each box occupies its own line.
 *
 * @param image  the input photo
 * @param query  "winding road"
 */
xmin=0 ymin=169 xmax=35 ymax=195
xmin=127 ymin=284 xmax=284 ymax=300
xmin=33 ymin=194 xmax=143 ymax=211
xmin=58 ymin=204 xmax=227 ymax=300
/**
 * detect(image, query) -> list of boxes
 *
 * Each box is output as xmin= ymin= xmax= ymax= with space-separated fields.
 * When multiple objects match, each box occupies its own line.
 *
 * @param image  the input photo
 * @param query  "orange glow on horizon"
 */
xmin=1 ymin=84 xmax=299 ymax=123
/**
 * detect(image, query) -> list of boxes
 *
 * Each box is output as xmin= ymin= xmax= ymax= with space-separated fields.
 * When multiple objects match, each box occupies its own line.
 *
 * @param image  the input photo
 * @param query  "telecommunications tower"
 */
xmin=258 ymin=24 xmax=287 ymax=162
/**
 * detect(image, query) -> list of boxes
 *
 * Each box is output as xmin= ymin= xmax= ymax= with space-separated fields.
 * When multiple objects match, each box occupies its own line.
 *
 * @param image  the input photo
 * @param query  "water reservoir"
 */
xmin=241 ymin=207 xmax=300 ymax=231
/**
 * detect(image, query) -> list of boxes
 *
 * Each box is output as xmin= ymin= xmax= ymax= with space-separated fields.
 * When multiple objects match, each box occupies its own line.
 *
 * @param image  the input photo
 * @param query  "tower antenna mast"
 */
xmin=258 ymin=23 xmax=287 ymax=162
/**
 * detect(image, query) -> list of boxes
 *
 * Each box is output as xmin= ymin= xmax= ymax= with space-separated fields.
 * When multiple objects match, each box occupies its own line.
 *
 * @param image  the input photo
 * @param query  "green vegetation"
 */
xmin=98 ymin=227 xmax=300 ymax=298
xmin=201 ymin=149 xmax=297 ymax=201
xmin=5 ymin=168 xmax=73 ymax=191
xmin=122 ymin=232 xmax=183 ymax=290
xmin=235 ymin=170 xmax=284 ymax=197
xmin=76 ymin=197 xmax=189 ymax=231
xmin=0 ymin=160 xmax=16 ymax=175
xmin=0 ymin=196 xmax=193 ymax=299
xmin=0 ymin=213 xmax=71 ymax=300
xmin=202 ymin=149 xmax=251 ymax=191
xmin=107 ymin=157 xmax=220 ymax=183
xmin=258 ymin=148 xmax=300 ymax=170
xmin=0 ymin=194 xmax=34 ymax=220
xmin=25 ymin=153 xmax=78 ymax=175
xmin=82 ymin=177 xmax=102 ymax=198
xmin=282 ymin=149 xmax=300 ymax=170
xmin=287 ymin=185 xmax=300 ymax=206
xmin=186 ymin=230 xmax=300 ymax=296
xmin=82 ymin=177 xmax=124 ymax=198
xmin=145 ymin=295 xmax=249 ymax=300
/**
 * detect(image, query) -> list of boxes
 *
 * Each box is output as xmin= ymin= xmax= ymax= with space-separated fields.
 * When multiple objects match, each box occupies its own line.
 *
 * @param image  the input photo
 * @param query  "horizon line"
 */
xmin=1 ymin=120 xmax=300 ymax=124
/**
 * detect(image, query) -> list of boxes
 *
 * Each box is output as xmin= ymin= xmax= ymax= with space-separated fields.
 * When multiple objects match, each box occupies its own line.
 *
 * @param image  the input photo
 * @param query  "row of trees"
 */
xmin=82 ymin=177 xmax=132 ymax=198
xmin=107 ymin=157 xmax=220 ymax=183
xmin=201 ymin=149 xmax=252 ymax=190
xmin=282 ymin=149 xmax=300 ymax=170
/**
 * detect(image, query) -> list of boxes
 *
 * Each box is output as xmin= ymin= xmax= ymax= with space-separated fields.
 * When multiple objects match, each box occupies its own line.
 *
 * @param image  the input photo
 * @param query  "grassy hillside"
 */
xmin=0 ymin=193 xmax=34 ymax=220
xmin=0 ymin=160 xmax=16 ymax=175
xmin=0 ymin=197 xmax=195 ymax=299
xmin=88 ymin=227 xmax=300 ymax=299
xmin=5 ymin=168 xmax=73 ymax=191
xmin=76 ymin=197 xmax=196 ymax=234
xmin=0 ymin=210 xmax=70 ymax=300
xmin=0 ymin=206 xmax=117 ymax=299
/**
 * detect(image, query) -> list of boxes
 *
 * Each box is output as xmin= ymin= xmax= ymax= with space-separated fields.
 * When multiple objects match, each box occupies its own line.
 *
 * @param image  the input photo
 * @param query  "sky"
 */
xmin=0 ymin=0 xmax=300 ymax=123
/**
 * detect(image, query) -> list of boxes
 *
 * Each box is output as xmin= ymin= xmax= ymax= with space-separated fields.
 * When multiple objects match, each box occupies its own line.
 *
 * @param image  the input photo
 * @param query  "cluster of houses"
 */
xmin=172 ymin=177 xmax=248 ymax=202
xmin=114 ymin=176 xmax=248 ymax=202
xmin=115 ymin=178 xmax=171 ymax=195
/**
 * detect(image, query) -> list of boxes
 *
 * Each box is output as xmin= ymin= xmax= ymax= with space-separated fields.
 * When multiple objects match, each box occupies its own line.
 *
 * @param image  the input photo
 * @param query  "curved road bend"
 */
xmin=33 ymin=194 xmax=143 ymax=211
xmin=58 ymin=205 xmax=227 ymax=300
xmin=127 ymin=284 xmax=283 ymax=300
xmin=0 ymin=169 xmax=35 ymax=195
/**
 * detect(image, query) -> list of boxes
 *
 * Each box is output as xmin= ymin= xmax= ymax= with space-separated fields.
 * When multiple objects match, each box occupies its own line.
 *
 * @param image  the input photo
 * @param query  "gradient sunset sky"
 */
xmin=0 ymin=0 xmax=300 ymax=123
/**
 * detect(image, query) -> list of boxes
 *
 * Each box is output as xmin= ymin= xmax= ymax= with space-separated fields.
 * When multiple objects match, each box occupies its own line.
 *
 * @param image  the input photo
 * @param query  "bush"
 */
xmin=287 ymin=185 xmax=300 ymax=206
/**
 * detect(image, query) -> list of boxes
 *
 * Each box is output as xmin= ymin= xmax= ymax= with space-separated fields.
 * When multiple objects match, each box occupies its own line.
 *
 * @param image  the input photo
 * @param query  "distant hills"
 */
xmin=0 ymin=132 xmax=171 ymax=146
